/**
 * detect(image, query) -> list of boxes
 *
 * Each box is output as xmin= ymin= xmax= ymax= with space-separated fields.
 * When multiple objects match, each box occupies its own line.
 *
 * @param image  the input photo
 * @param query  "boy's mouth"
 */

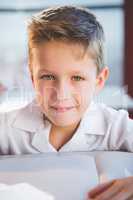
xmin=50 ymin=106 xmax=75 ymax=112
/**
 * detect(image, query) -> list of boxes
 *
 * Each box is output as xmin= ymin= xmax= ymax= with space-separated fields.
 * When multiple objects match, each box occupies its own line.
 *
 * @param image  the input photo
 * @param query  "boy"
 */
xmin=0 ymin=6 xmax=133 ymax=199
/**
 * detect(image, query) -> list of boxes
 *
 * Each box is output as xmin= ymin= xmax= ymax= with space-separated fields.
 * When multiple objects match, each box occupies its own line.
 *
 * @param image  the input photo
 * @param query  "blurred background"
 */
xmin=0 ymin=0 xmax=133 ymax=117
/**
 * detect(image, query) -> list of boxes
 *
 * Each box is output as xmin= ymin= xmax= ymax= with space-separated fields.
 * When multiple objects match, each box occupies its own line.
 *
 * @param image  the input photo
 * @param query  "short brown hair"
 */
xmin=27 ymin=6 xmax=105 ymax=73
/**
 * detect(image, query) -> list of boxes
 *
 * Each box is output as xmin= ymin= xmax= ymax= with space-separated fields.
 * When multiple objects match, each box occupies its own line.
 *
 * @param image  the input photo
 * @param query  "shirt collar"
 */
xmin=11 ymin=100 xmax=106 ymax=136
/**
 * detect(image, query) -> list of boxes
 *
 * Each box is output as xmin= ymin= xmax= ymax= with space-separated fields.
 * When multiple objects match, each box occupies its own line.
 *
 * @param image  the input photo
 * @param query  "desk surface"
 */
xmin=0 ymin=151 xmax=133 ymax=200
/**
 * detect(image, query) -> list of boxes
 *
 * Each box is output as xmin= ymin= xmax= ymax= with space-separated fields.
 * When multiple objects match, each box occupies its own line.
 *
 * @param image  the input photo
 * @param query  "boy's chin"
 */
xmin=47 ymin=115 xmax=80 ymax=127
xmin=41 ymin=105 xmax=82 ymax=127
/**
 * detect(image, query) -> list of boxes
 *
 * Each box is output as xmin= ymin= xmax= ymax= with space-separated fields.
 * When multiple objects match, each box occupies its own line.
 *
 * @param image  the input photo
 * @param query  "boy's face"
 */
xmin=31 ymin=41 xmax=108 ymax=127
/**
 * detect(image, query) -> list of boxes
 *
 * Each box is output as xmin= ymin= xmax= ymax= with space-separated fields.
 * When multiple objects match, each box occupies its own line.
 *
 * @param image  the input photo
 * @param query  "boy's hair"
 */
xmin=27 ymin=6 xmax=105 ymax=73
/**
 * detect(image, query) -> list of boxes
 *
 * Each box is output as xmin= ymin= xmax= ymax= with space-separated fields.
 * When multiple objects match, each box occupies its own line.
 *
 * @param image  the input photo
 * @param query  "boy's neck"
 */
xmin=49 ymin=121 xmax=81 ymax=151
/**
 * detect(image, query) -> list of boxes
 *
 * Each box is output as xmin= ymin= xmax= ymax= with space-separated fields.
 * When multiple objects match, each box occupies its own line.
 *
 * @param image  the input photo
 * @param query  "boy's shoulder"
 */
xmin=88 ymin=101 xmax=129 ymax=118
xmin=92 ymin=102 xmax=130 ymax=124
xmin=0 ymin=100 xmax=41 ymax=127
xmin=82 ymin=102 xmax=131 ymax=136
xmin=94 ymin=102 xmax=128 ymax=116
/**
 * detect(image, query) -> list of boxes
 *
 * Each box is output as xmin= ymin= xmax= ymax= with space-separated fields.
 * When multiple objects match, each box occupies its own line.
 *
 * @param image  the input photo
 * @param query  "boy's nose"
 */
xmin=56 ymin=81 xmax=71 ymax=101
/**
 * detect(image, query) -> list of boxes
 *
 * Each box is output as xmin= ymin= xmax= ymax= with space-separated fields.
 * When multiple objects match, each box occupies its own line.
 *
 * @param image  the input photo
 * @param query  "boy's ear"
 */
xmin=96 ymin=66 xmax=109 ymax=91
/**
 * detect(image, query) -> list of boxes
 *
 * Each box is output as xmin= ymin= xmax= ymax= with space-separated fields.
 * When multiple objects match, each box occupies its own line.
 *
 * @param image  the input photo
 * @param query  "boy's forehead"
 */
xmin=32 ymin=41 xmax=97 ymax=74
xmin=34 ymin=40 xmax=87 ymax=59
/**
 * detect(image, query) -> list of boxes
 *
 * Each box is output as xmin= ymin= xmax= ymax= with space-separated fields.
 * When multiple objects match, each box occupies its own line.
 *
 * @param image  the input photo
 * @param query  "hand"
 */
xmin=87 ymin=176 xmax=133 ymax=200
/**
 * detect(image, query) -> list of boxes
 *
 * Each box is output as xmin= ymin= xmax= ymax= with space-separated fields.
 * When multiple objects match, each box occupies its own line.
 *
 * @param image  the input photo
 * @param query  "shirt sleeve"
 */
xmin=109 ymin=109 xmax=133 ymax=152
xmin=120 ymin=116 xmax=133 ymax=152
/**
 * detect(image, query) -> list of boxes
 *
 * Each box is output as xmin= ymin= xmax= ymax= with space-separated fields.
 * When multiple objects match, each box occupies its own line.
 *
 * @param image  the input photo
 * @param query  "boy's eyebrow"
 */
xmin=38 ymin=68 xmax=86 ymax=74
xmin=38 ymin=69 xmax=55 ymax=73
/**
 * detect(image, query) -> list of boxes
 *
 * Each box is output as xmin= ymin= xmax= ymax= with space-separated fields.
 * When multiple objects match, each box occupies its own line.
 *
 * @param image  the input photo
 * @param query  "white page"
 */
xmin=0 ymin=183 xmax=54 ymax=200
xmin=0 ymin=154 xmax=98 ymax=200
xmin=95 ymin=151 xmax=133 ymax=183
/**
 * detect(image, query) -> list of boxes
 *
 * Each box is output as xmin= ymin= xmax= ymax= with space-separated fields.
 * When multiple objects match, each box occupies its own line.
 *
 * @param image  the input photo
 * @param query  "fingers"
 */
xmin=88 ymin=180 xmax=115 ymax=198
xmin=88 ymin=178 xmax=133 ymax=200
xmin=88 ymin=180 xmax=122 ymax=200
xmin=112 ymin=187 xmax=133 ymax=200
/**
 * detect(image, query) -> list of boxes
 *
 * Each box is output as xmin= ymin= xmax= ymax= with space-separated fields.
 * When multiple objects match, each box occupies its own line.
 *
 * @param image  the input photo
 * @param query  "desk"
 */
xmin=0 ymin=151 xmax=133 ymax=200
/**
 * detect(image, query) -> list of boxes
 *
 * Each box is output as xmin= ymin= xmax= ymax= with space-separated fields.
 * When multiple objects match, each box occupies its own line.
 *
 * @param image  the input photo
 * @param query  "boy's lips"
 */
xmin=50 ymin=106 xmax=76 ymax=112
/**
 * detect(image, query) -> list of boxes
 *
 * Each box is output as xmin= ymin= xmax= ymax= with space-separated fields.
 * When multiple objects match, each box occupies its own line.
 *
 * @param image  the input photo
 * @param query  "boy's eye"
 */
xmin=40 ymin=74 xmax=55 ymax=80
xmin=72 ymin=76 xmax=84 ymax=81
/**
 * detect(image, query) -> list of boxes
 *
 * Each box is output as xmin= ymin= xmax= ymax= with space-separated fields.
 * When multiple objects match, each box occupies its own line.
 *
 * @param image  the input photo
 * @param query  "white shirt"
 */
xmin=0 ymin=100 xmax=133 ymax=155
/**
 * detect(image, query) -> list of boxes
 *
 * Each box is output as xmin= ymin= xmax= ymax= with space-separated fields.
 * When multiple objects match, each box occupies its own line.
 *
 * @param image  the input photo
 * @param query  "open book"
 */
xmin=0 ymin=151 xmax=132 ymax=200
